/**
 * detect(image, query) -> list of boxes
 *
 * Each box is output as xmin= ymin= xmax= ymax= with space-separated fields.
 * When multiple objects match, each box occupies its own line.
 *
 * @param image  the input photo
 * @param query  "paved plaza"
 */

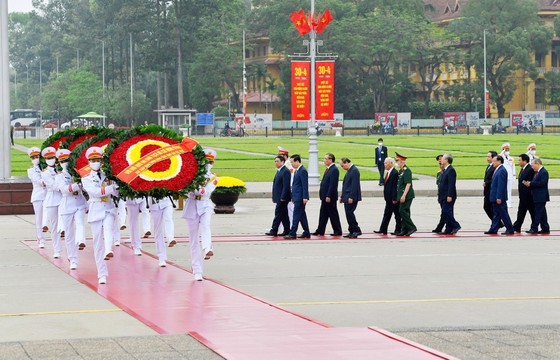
xmin=0 ymin=179 xmax=559 ymax=359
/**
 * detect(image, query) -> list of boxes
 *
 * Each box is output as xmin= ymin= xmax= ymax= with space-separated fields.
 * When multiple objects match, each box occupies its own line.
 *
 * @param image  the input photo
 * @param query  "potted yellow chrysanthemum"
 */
xmin=210 ymin=176 xmax=247 ymax=214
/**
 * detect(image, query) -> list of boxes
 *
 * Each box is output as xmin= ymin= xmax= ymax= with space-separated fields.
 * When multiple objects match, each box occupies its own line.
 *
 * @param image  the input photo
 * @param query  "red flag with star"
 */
xmin=290 ymin=10 xmax=311 ymax=36
xmin=315 ymin=9 xmax=333 ymax=34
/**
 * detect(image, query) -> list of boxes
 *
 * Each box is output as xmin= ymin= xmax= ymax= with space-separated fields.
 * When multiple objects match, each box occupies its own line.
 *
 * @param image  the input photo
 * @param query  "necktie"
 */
xmin=385 ymin=171 xmax=389 ymax=182
xmin=97 ymin=171 xmax=102 ymax=180
xmin=324 ymin=166 xmax=329 ymax=176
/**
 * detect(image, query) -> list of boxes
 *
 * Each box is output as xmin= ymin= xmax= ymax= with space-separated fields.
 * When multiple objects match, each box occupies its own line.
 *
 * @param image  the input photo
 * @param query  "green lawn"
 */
xmin=13 ymin=134 xmax=560 ymax=180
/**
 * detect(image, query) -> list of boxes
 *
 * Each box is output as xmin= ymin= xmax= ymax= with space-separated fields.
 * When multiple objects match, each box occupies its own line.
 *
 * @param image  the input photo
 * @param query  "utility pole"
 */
xmin=1 ymin=0 xmax=11 ymax=179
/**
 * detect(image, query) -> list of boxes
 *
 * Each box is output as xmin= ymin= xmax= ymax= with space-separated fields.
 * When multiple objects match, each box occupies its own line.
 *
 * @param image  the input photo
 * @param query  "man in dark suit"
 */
xmin=339 ymin=157 xmax=362 ymax=238
xmin=375 ymin=157 xmax=401 ymax=235
xmin=485 ymin=155 xmax=515 ymax=235
xmin=524 ymin=158 xmax=550 ymax=234
xmin=374 ymin=138 xmax=388 ymax=186
xmin=513 ymin=153 xmax=535 ymax=232
xmin=438 ymin=154 xmax=461 ymax=234
xmin=266 ymin=155 xmax=291 ymax=236
xmin=312 ymin=153 xmax=342 ymax=236
xmin=483 ymin=151 xmax=498 ymax=222
xmin=284 ymin=154 xmax=310 ymax=239
xmin=432 ymin=154 xmax=445 ymax=233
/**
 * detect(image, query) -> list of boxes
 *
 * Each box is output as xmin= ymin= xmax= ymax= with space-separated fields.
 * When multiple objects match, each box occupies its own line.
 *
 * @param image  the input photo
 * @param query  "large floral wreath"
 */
xmin=103 ymin=125 xmax=207 ymax=200
xmin=41 ymin=128 xmax=74 ymax=151
xmin=68 ymin=127 xmax=121 ymax=181
xmin=61 ymin=127 xmax=105 ymax=151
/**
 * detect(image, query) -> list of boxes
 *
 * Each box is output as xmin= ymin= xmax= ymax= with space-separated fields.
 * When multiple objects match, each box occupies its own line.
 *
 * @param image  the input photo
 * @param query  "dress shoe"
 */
xmin=114 ymin=240 xmax=120 ymax=246
xmin=298 ymin=233 xmax=311 ymax=239
xmin=134 ymin=248 xmax=142 ymax=256
xmin=42 ymin=226 xmax=48 ymax=233
xmin=53 ymin=252 xmax=60 ymax=259
xmin=451 ymin=226 xmax=461 ymax=234
xmin=120 ymin=225 xmax=127 ymax=230
xmin=283 ymin=234 xmax=296 ymax=239
xmin=204 ymin=249 xmax=214 ymax=260
xmin=144 ymin=231 xmax=151 ymax=238
xmin=347 ymin=233 xmax=359 ymax=238
xmin=280 ymin=232 xmax=290 ymax=236
xmin=484 ymin=231 xmax=497 ymax=234
xmin=502 ymin=231 xmax=514 ymax=235
xmin=374 ymin=230 xmax=387 ymax=235
xmin=525 ymin=229 xmax=538 ymax=234
xmin=194 ymin=273 xmax=203 ymax=281
xmin=538 ymin=230 xmax=550 ymax=234
xmin=168 ymin=239 xmax=177 ymax=247
xmin=60 ymin=231 xmax=65 ymax=238
xmin=98 ymin=276 xmax=107 ymax=284
xmin=432 ymin=229 xmax=443 ymax=233
xmin=343 ymin=234 xmax=351 ymax=238
xmin=70 ymin=262 xmax=78 ymax=270
xmin=330 ymin=233 xmax=342 ymax=236
xmin=104 ymin=251 xmax=113 ymax=260
xmin=78 ymin=242 xmax=86 ymax=250
xmin=355 ymin=231 xmax=363 ymax=236
xmin=441 ymin=231 xmax=453 ymax=235
xmin=514 ymin=229 xmax=521 ymax=233
xmin=405 ymin=229 xmax=417 ymax=236
xmin=378 ymin=183 xmax=384 ymax=186
xmin=38 ymin=240 xmax=45 ymax=249
xmin=265 ymin=232 xmax=278 ymax=236
xmin=159 ymin=260 xmax=167 ymax=267
xmin=311 ymin=232 xmax=324 ymax=236
xmin=390 ymin=232 xmax=401 ymax=235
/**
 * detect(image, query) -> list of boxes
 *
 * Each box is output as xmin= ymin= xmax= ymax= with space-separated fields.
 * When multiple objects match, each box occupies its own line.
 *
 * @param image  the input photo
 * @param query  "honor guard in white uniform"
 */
xmin=181 ymin=149 xmax=218 ymax=281
xmin=55 ymin=149 xmax=87 ymax=270
xmin=148 ymin=196 xmax=176 ymax=267
xmin=81 ymin=146 xmax=119 ymax=284
xmin=526 ymin=143 xmax=537 ymax=162
xmin=499 ymin=143 xmax=516 ymax=208
xmin=27 ymin=147 xmax=46 ymax=248
xmin=277 ymin=146 xmax=294 ymax=229
xmin=41 ymin=147 xmax=63 ymax=258
xmin=124 ymin=197 xmax=146 ymax=255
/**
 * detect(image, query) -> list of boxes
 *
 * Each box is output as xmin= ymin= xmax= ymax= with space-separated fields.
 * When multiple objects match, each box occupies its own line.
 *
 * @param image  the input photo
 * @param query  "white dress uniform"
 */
xmin=81 ymin=147 xmax=118 ymax=283
xmin=125 ymin=197 xmax=145 ymax=254
xmin=181 ymin=149 xmax=218 ymax=280
xmin=40 ymin=147 xmax=62 ymax=258
xmin=149 ymin=196 xmax=175 ymax=266
xmin=500 ymin=143 xmax=516 ymax=208
xmin=526 ymin=143 xmax=536 ymax=162
xmin=54 ymin=149 xmax=87 ymax=268
xmin=140 ymin=199 xmax=152 ymax=236
xmin=27 ymin=147 xmax=46 ymax=247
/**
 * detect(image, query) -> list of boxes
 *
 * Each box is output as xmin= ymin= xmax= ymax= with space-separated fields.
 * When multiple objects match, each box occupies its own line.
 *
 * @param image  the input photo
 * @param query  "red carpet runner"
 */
xmin=25 ymin=238 xmax=455 ymax=359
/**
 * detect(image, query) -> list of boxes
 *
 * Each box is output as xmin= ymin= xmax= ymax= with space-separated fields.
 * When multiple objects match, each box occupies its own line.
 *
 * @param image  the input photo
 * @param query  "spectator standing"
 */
xmin=374 ymin=138 xmax=387 ymax=186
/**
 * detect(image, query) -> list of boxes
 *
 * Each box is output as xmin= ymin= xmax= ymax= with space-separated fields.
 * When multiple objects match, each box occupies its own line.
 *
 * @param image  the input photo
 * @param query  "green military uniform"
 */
xmin=397 ymin=165 xmax=416 ymax=234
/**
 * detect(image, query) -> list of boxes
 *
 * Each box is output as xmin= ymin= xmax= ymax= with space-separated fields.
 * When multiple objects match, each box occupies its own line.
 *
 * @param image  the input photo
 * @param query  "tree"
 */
xmin=449 ymin=0 xmax=553 ymax=118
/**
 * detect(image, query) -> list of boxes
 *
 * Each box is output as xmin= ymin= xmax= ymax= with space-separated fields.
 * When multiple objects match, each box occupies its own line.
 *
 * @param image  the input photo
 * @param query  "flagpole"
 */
xmin=483 ymin=29 xmax=487 ymax=123
xmin=243 ymin=29 xmax=247 ymax=121
xmin=307 ymin=0 xmax=319 ymax=186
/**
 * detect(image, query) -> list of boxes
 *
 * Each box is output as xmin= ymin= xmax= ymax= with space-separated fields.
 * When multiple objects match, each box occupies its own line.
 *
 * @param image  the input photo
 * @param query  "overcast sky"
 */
xmin=8 ymin=0 xmax=35 ymax=13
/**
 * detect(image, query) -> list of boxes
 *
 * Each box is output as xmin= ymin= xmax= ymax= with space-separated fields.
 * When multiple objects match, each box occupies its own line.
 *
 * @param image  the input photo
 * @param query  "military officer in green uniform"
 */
xmin=395 ymin=152 xmax=417 ymax=236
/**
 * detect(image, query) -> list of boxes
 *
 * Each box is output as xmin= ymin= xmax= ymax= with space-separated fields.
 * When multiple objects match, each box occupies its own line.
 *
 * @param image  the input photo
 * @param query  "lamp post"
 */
xmin=483 ymin=29 xmax=488 ymax=123
xmin=1 ymin=0 xmax=11 ymax=179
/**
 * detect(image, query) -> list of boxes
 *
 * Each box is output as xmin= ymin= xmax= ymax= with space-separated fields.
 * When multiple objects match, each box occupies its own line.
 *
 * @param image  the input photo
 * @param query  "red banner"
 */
xmin=291 ymin=61 xmax=311 ymax=121
xmin=315 ymin=61 xmax=335 ymax=121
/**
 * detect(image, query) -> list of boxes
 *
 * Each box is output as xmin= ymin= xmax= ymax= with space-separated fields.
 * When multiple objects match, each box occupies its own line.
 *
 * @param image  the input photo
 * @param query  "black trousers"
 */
xmin=379 ymin=201 xmax=401 ymax=233
xmin=270 ymin=201 xmax=289 ymax=234
xmin=344 ymin=202 xmax=361 ymax=234
xmin=513 ymin=197 xmax=534 ymax=231
xmin=315 ymin=200 xmax=342 ymax=234
xmin=531 ymin=202 xmax=550 ymax=232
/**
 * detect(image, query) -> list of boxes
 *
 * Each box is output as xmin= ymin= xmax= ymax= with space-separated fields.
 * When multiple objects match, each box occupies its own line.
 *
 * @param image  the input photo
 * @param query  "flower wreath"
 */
xmin=103 ymin=125 xmax=207 ymax=200
xmin=41 ymin=129 xmax=73 ymax=151
xmin=68 ymin=128 xmax=121 ymax=182
xmin=61 ymin=127 xmax=105 ymax=151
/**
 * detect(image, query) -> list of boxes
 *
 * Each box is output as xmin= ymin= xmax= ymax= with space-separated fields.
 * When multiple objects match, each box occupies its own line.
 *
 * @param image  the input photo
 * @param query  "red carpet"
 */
xmin=25 ymin=239 xmax=456 ymax=359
